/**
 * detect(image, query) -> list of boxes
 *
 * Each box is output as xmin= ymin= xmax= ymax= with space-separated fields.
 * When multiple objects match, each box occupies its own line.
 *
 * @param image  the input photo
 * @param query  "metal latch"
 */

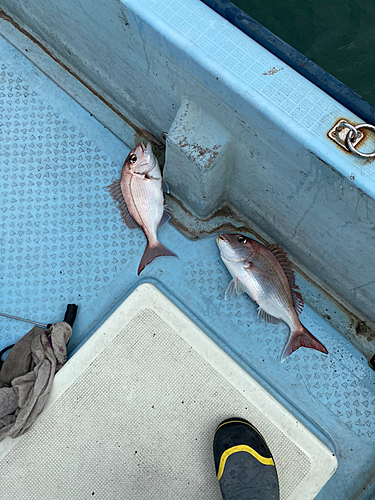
xmin=328 ymin=120 xmax=375 ymax=158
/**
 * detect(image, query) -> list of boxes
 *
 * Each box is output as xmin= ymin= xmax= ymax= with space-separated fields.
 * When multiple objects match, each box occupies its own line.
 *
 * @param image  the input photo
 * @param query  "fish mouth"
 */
xmin=139 ymin=142 xmax=154 ymax=155
xmin=218 ymin=234 xmax=230 ymax=243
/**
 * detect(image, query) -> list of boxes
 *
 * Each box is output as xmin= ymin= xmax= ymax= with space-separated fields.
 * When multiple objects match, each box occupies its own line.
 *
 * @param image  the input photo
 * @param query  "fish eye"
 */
xmin=238 ymin=235 xmax=247 ymax=244
xmin=129 ymin=153 xmax=137 ymax=164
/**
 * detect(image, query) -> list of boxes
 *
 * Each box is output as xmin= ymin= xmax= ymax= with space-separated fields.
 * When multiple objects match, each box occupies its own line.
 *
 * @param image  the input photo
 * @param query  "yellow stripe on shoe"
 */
xmin=217 ymin=445 xmax=275 ymax=481
xmin=214 ymin=419 xmax=264 ymax=439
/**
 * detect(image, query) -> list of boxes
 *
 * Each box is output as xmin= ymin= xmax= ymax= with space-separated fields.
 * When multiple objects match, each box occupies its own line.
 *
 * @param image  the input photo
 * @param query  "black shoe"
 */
xmin=213 ymin=417 xmax=280 ymax=500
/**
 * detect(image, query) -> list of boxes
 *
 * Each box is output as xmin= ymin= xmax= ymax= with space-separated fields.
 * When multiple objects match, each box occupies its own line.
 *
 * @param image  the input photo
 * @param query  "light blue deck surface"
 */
xmin=1 ymin=0 xmax=375 ymax=341
xmin=1 ymin=34 xmax=375 ymax=499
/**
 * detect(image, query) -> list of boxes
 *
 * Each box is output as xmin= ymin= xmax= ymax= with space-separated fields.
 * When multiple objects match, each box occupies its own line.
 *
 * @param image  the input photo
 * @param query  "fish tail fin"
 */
xmin=281 ymin=325 xmax=328 ymax=362
xmin=138 ymin=241 xmax=178 ymax=275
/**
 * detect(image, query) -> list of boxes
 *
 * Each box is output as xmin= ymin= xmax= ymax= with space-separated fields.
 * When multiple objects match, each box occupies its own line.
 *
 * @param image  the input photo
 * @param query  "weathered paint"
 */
xmin=165 ymin=100 xmax=231 ymax=217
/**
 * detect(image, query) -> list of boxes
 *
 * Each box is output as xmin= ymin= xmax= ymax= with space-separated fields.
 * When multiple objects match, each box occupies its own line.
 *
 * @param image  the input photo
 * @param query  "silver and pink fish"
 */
xmin=108 ymin=142 xmax=177 ymax=274
xmin=217 ymin=234 xmax=328 ymax=361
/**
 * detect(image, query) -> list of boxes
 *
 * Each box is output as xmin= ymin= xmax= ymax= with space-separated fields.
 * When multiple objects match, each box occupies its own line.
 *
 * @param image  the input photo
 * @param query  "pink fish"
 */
xmin=217 ymin=234 xmax=328 ymax=361
xmin=108 ymin=142 xmax=177 ymax=274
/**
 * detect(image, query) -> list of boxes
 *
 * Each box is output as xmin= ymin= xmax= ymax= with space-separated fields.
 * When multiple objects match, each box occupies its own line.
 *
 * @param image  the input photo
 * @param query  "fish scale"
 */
xmin=129 ymin=173 xmax=160 ymax=232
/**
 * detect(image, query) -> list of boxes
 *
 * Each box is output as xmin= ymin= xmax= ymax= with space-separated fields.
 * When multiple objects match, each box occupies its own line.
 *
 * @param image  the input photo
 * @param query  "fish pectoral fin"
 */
xmin=158 ymin=206 xmax=171 ymax=230
xmin=107 ymin=179 xmax=140 ymax=229
xmin=257 ymin=307 xmax=281 ymax=325
xmin=224 ymin=278 xmax=245 ymax=300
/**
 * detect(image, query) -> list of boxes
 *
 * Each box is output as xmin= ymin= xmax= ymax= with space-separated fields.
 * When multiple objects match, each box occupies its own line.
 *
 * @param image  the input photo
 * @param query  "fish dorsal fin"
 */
xmin=158 ymin=206 xmax=171 ymax=230
xmin=268 ymin=243 xmax=304 ymax=315
xmin=107 ymin=180 xmax=140 ymax=229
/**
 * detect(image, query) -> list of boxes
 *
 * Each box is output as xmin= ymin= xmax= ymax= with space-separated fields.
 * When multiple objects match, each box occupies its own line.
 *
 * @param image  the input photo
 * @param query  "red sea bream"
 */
xmin=217 ymin=234 xmax=328 ymax=361
xmin=108 ymin=142 xmax=177 ymax=274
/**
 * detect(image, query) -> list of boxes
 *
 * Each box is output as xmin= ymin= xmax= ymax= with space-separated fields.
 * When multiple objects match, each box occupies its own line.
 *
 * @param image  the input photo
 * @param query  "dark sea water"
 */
xmin=233 ymin=0 xmax=375 ymax=107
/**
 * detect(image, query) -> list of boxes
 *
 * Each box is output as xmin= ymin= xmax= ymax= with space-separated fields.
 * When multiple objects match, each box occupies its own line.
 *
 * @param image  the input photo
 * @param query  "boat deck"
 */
xmin=0 ymin=22 xmax=374 ymax=500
